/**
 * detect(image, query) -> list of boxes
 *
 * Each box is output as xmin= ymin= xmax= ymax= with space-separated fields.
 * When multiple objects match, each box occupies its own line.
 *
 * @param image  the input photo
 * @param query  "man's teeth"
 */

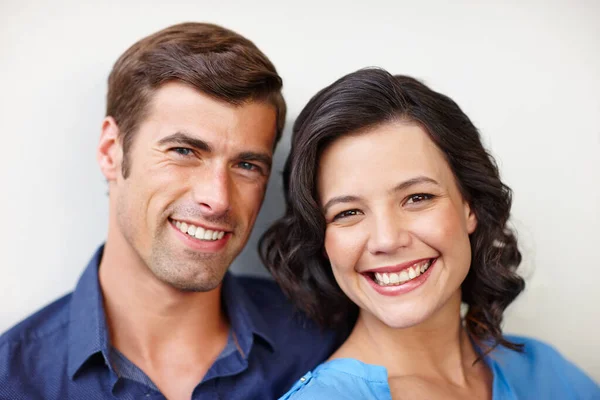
xmin=174 ymin=220 xmax=225 ymax=241
xmin=373 ymin=260 xmax=432 ymax=287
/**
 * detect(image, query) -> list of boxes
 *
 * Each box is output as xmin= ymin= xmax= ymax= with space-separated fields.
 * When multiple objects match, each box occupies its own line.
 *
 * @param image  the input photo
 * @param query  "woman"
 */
xmin=260 ymin=68 xmax=599 ymax=399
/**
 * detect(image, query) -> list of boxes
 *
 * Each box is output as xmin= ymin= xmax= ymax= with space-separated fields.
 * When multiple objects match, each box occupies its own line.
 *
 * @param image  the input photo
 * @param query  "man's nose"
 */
xmin=191 ymin=166 xmax=232 ymax=217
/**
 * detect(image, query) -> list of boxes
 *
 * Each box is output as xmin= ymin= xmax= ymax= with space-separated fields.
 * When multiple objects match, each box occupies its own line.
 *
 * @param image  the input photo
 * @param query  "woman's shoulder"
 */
xmin=279 ymin=358 xmax=391 ymax=400
xmin=495 ymin=334 xmax=564 ymax=360
xmin=492 ymin=334 xmax=582 ymax=368
xmin=489 ymin=334 xmax=599 ymax=398
xmin=490 ymin=334 xmax=583 ymax=374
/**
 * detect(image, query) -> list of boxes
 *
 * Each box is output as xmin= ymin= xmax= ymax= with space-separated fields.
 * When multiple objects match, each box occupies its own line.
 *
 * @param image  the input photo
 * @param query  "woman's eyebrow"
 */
xmin=389 ymin=176 xmax=440 ymax=194
xmin=322 ymin=195 xmax=361 ymax=214
xmin=322 ymin=176 xmax=440 ymax=213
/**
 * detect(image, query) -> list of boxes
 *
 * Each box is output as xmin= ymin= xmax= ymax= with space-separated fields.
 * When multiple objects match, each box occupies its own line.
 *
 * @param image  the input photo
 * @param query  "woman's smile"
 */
xmin=361 ymin=257 xmax=437 ymax=296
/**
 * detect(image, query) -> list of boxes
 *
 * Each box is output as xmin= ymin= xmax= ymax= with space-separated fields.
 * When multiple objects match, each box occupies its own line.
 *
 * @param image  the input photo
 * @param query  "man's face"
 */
xmin=107 ymin=81 xmax=277 ymax=291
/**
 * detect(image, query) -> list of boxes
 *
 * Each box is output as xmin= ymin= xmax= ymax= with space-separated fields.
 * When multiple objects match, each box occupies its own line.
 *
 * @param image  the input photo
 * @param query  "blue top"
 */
xmin=0 ymin=245 xmax=340 ymax=400
xmin=281 ymin=335 xmax=600 ymax=399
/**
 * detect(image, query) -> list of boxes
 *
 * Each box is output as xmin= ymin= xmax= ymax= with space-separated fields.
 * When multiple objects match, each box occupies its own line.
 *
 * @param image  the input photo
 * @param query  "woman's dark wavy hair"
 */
xmin=260 ymin=68 xmax=525 ymax=354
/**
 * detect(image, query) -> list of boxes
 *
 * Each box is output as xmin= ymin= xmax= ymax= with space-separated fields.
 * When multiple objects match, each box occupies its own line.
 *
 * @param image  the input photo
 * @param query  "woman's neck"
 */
xmin=333 ymin=291 xmax=484 ymax=387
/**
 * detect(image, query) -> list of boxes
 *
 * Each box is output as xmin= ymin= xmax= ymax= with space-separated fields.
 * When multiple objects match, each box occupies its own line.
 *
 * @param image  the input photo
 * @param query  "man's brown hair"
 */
xmin=106 ymin=22 xmax=286 ymax=178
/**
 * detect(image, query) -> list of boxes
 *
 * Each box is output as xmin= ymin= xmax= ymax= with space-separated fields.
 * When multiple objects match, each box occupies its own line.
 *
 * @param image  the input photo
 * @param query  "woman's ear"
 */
xmin=465 ymin=202 xmax=478 ymax=234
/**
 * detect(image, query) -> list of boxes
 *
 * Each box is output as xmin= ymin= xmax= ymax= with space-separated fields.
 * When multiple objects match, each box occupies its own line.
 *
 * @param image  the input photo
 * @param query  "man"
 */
xmin=0 ymin=23 xmax=339 ymax=400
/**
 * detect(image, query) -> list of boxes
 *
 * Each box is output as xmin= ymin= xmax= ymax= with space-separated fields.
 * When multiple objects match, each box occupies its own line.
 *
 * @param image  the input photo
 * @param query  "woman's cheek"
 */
xmin=409 ymin=204 xmax=465 ymax=250
xmin=324 ymin=226 xmax=367 ymax=273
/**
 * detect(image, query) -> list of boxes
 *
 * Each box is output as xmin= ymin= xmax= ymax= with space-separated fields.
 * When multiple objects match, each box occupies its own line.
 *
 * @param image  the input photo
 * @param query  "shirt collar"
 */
xmin=67 ymin=245 xmax=111 ymax=380
xmin=221 ymin=272 xmax=276 ymax=356
xmin=67 ymin=245 xmax=276 ymax=379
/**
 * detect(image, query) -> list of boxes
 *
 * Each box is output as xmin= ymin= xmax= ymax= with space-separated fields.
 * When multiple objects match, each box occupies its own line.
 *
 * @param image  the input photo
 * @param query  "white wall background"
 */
xmin=1 ymin=0 xmax=598 ymax=381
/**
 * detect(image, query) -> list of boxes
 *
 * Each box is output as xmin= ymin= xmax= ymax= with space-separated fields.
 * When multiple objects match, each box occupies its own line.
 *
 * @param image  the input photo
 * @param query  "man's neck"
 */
xmin=98 ymin=232 xmax=230 ymax=399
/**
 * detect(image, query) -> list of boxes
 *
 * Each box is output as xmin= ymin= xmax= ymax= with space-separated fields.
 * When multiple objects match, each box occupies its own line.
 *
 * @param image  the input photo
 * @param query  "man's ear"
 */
xmin=97 ymin=117 xmax=122 ymax=182
xmin=465 ymin=202 xmax=478 ymax=234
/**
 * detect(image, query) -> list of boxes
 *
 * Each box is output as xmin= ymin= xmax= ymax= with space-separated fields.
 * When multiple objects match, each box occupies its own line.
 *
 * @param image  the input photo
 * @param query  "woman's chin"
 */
xmin=362 ymin=291 xmax=461 ymax=331
xmin=368 ymin=306 xmax=433 ymax=330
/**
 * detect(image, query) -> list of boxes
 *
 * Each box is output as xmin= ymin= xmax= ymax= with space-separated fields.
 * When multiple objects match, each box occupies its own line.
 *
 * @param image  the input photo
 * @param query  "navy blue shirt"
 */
xmin=0 ymin=246 xmax=340 ymax=399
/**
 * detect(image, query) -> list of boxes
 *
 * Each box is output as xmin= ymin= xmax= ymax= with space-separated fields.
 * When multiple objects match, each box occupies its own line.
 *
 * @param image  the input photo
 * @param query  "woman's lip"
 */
xmin=363 ymin=258 xmax=438 ymax=297
xmin=362 ymin=257 xmax=435 ymax=274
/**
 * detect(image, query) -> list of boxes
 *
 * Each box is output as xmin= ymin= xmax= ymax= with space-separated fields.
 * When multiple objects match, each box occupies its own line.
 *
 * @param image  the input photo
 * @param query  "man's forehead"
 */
xmin=141 ymin=83 xmax=277 ymax=153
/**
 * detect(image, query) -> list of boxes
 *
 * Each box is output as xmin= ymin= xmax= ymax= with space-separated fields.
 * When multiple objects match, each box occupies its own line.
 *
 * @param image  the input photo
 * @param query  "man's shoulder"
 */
xmin=233 ymin=275 xmax=321 ymax=331
xmin=233 ymin=274 xmax=343 ymax=351
xmin=233 ymin=275 xmax=287 ymax=306
xmin=232 ymin=275 xmax=345 ymax=396
xmin=0 ymin=292 xmax=72 ymax=350
xmin=0 ymin=293 xmax=86 ymax=399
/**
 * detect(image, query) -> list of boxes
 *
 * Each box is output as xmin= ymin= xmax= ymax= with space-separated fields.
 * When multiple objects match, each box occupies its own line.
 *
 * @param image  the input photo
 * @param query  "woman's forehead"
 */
xmin=317 ymin=122 xmax=454 ymax=196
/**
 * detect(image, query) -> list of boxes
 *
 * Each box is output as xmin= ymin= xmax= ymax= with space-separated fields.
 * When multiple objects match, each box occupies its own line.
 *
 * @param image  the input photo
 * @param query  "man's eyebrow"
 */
xmin=236 ymin=151 xmax=273 ymax=169
xmin=322 ymin=176 xmax=440 ymax=214
xmin=157 ymin=132 xmax=212 ymax=152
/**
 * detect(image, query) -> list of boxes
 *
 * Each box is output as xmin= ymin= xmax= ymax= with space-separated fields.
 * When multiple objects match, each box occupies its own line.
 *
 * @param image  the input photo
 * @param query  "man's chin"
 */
xmin=147 ymin=245 xmax=230 ymax=292
xmin=152 ymin=266 xmax=226 ymax=293
xmin=172 ymin=278 xmax=222 ymax=293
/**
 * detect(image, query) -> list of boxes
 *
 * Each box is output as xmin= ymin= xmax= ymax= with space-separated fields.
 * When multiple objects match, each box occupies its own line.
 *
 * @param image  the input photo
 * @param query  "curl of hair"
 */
xmin=259 ymin=68 xmax=525 ymax=353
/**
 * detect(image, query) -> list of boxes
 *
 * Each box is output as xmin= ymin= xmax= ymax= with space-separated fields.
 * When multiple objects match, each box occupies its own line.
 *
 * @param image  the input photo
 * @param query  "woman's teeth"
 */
xmin=174 ymin=220 xmax=225 ymax=241
xmin=373 ymin=259 xmax=432 ymax=286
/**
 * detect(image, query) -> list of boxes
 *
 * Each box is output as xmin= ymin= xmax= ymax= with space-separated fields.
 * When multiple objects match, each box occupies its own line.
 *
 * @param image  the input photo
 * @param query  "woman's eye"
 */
xmin=333 ymin=209 xmax=363 ymax=221
xmin=406 ymin=193 xmax=433 ymax=204
xmin=171 ymin=147 xmax=193 ymax=156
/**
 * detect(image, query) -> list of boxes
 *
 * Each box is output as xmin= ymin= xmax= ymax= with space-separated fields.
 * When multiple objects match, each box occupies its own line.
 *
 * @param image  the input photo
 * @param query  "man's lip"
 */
xmin=169 ymin=220 xmax=231 ymax=252
xmin=362 ymin=258 xmax=436 ymax=274
xmin=169 ymin=217 xmax=231 ymax=233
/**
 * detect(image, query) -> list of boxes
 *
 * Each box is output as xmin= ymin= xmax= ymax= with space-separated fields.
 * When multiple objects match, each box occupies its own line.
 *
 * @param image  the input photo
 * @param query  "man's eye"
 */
xmin=171 ymin=147 xmax=193 ymax=156
xmin=238 ymin=161 xmax=260 ymax=172
xmin=333 ymin=209 xmax=362 ymax=221
xmin=406 ymin=193 xmax=434 ymax=204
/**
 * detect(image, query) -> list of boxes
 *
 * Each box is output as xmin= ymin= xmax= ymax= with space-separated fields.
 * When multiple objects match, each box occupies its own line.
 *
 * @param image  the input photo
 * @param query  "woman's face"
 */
xmin=317 ymin=121 xmax=477 ymax=329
